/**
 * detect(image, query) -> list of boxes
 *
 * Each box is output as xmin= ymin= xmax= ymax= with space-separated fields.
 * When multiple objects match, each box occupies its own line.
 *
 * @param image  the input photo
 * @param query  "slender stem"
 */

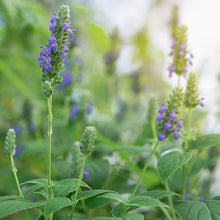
xmin=182 ymin=108 xmax=192 ymax=195
xmin=47 ymin=96 xmax=53 ymax=220
xmin=122 ymin=140 xmax=160 ymax=215
xmin=10 ymin=155 xmax=30 ymax=220
xmin=70 ymin=156 xmax=87 ymax=220
xmin=165 ymin=181 xmax=177 ymax=220
xmin=160 ymin=207 xmax=173 ymax=220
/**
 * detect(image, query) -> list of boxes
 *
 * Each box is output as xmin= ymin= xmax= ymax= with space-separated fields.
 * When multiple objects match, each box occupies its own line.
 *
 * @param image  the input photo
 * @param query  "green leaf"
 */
xmin=53 ymin=179 xmax=91 ymax=197
xmin=98 ymin=192 xmax=127 ymax=203
xmin=0 ymin=200 xmax=46 ymax=219
xmin=21 ymin=178 xmax=48 ymax=187
xmin=158 ymin=151 xmax=192 ymax=183
xmin=23 ymin=184 xmax=43 ymax=198
xmin=0 ymin=195 xmax=23 ymax=202
xmin=138 ymin=190 xmax=180 ymax=199
xmin=112 ymin=202 xmax=125 ymax=217
xmin=189 ymin=134 xmax=220 ymax=151
xmin=44 ymin=197 xmax=76 ymax=218
xmin=76 ymin=189 xmax=113 ymax=201
xmin=174 ymin=199 xmax=220 ymax=220
xmin=130 ymin=196 xmax=167 ymax=208
xmin=93 ymin=214 xmax=144 ymax=220
xmin=34 ymin=187 xmax=49 ymax=200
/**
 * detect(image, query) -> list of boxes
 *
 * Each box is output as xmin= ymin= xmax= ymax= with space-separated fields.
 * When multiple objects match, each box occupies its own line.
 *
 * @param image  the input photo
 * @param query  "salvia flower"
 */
xmin=157 ymin=87 xmax=184 ymax=141
xmin=184 ymin=72 xmax=204 ymax=108
xmin=80 ymin=126 xmax=97 ymax=155
xmin=69 ymin=104 xmax=79 ymax=121
xmin=84 ymin=168 xmax=89 ymax=179
xmin=4 ymin=129 xmax=16 ymax=156
xmin=168 ymin=25 xmax=193 ymax=77
xmin=39 ymin=5 xmax=76 ymax=98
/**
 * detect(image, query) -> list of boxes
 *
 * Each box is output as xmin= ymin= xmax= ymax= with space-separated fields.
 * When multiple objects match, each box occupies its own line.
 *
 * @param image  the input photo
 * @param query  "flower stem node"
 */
xmin=80 ymin=126 xmax=97 ymax=156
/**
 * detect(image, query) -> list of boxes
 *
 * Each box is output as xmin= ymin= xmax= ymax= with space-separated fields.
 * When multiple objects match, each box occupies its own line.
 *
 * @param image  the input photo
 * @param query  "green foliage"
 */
xmin=188 ymin=134 xmax=220 ymax=150
xmin=174 ymin=198 xmax=220 ymax=220
xmin=93 ymin=214 xmax=144 ymax=220
xmin=158 ymin=151 xmax=192 ymax=183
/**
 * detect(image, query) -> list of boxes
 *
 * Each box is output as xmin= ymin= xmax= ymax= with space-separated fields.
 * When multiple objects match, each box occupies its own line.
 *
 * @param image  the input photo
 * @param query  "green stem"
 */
xmin=69 ymin=156 xmax=87 ymax=220
xmin=122 ymin=140 xmax=160 ymax=215
xmin=10 ymin=155 xmax=30 ymax=220
xmin=165 ymin=181 xmax=177 ymax=220
xmin=47 ymin=96 xmax=53 ymax=220
xmin=160 ymin=207 xmax=173 ymax=220
xmin=182 ymin=108 xmax=192 ymax=195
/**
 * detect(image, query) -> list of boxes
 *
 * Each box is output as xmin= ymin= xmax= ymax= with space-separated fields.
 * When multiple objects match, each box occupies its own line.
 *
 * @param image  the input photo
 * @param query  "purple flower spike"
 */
xmin=173 ymin=130 xmax=179 ymax=139
xmin=84 ymin=168 xmax=89 ymax=179
xmin=156 ymin=114 xmax=163 ymax=122
xmin=178 ymin=51 xmax=184 ymax=57
xmin=87 ymin=103 xmax=93 ymax=115
xmin=170 ymin=109 xmax=177 ymax=121
xmin=63 ymin=20 xmax=70 ymax=30
xmin=29 ymin=123 xmax=35 ymax=131
xmin=69 ymin=104 xmax=79 ymax=121
xmin=158 ymin=130 xmax=166 ymax=141
xmin=164 ymin=121 xmax=172 ymax=130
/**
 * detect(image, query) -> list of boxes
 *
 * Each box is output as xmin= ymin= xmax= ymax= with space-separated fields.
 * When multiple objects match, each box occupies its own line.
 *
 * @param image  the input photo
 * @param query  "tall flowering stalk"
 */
xmin=70 ymin=126 xmax=97 ymax=220
xmin=38 ymin=5 xmax=75 ymax=220
xmin=182 ymin=72 xmax=204 ymax=195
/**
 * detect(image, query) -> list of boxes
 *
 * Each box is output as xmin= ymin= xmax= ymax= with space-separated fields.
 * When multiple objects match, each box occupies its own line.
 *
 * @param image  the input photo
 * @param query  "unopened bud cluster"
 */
xmin=4 ymin=129 xmax=16 ymax=156
xmin=80 ymin=126 xmax=97 ymax=155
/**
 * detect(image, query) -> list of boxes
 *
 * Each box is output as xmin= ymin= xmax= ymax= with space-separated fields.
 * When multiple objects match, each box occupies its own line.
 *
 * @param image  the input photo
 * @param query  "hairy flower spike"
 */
xmin=71 ymin=142 xmax=83 ymax=178
xmin=39 ymin=5 xmax=76 ymax=98
xmin=157 ymin=87 xmax=184 ymax=141
xmin=80 ymin=126 xmax=97 ymax=155
xmin=184 ymin=72 xmax=204 ymax=108
xmin=168 ymin=26 xmax=193 ymax=77
xmin=4 ymin=129 xmax=16 ymax=156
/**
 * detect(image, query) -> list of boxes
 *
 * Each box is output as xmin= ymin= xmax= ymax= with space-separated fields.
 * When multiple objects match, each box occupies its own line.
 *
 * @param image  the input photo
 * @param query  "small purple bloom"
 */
xmin=61 ymin=51 xmax=67 ymax=59
xmin=190 ymin=53 xmax=194 ymax=59
xmin=178 ymin=51 xmax=184 ymax=57
xmin=69 ymin=104 xmax=79 ymax=121
xmin=164 ymin=121 xmax=172 ymax=130
xmin=156 ymin=114 xmax=163 ymax=122
xmin=180 ymin=43 xmax=186 ymax=50
xmin=184 ymin=193 xmax=189 ymax=200
xmin=105 ymin=51 xmax=114 ymax=64
xmin=14 ymin=124 xmax=22 ymax=135
xmin=50 ymin=12 xmax=57 ymax=23
xmin=84 ymin=168 xmax=89 ymax=179
xmin=14 ymin=146 xmax=23 ymax=158
xmin=29 ymin=123 xmax=35 ymax=131
xmin=69 ymin=29 xmax=76 ymax=40
xmin=63 ymin=20 xmax=70 ymax=30
xmin=170 ymin=109 xmax=177 ymax=121
xmin=158 ymin=103 xmax=166 ymax=114
xmin=159 ymin=130 xmax=166 ymax=141
xmin=168 ymin=65 xmax=176 ymax=77
xmin=169 ymin=51 xmax=174 ymax=56
xmin=49 ymin=23 xmax=55 ymax=31
xmin=200 ymin=98 xmax=205 ymax=107
xmin=200 ymin=195 xmax=205 ymax=202
xmin=173 ymin=130 xmax=178 ymax=139
xmin=183 ymin=66 xmax=187 ymax=74
xmin=87 ymin=103 xmax=93 ymax=115
xmin=63 ymin=69 xmax=72 ymax=86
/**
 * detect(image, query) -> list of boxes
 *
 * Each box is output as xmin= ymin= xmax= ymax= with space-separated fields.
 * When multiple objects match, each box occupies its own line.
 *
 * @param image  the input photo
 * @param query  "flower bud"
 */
xmin=80 ymin=126 xmax=97 ymax=155
xmin=4 ymin=129 xmax=16 ymax=156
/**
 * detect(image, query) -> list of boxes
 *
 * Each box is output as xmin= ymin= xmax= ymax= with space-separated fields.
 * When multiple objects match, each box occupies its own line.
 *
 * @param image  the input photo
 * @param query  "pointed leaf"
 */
xmin=189 ymin=134 xmax=220 ymax=151
xmin=0 ymin=200 xmax=46 ymax=219
xmin=53 ymin=179 xmax=91 ymax=197
xmin=0 ymin=195 xmax=23 ymax=202
xmin=130 ymin=196 xmax=167 ymax=208
xmin=76 ymin=189 xmax=113 ymax=201
xmin=44 ymin=197 xmax=76 ymax=218
xmin=98 ymin=192 xmax=127 ymax=203
xmin=21 ymin=178 xmax=48 ymax=187
xmin=139 ymin=190 xmax=180 ymax=199
xmin=174 ymin=199 xmax=220 ymax=220
xmin=93 ymin=214 xmax=144 ymax=220
xmin=158 ymin=151 xmax=192 ymax=183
